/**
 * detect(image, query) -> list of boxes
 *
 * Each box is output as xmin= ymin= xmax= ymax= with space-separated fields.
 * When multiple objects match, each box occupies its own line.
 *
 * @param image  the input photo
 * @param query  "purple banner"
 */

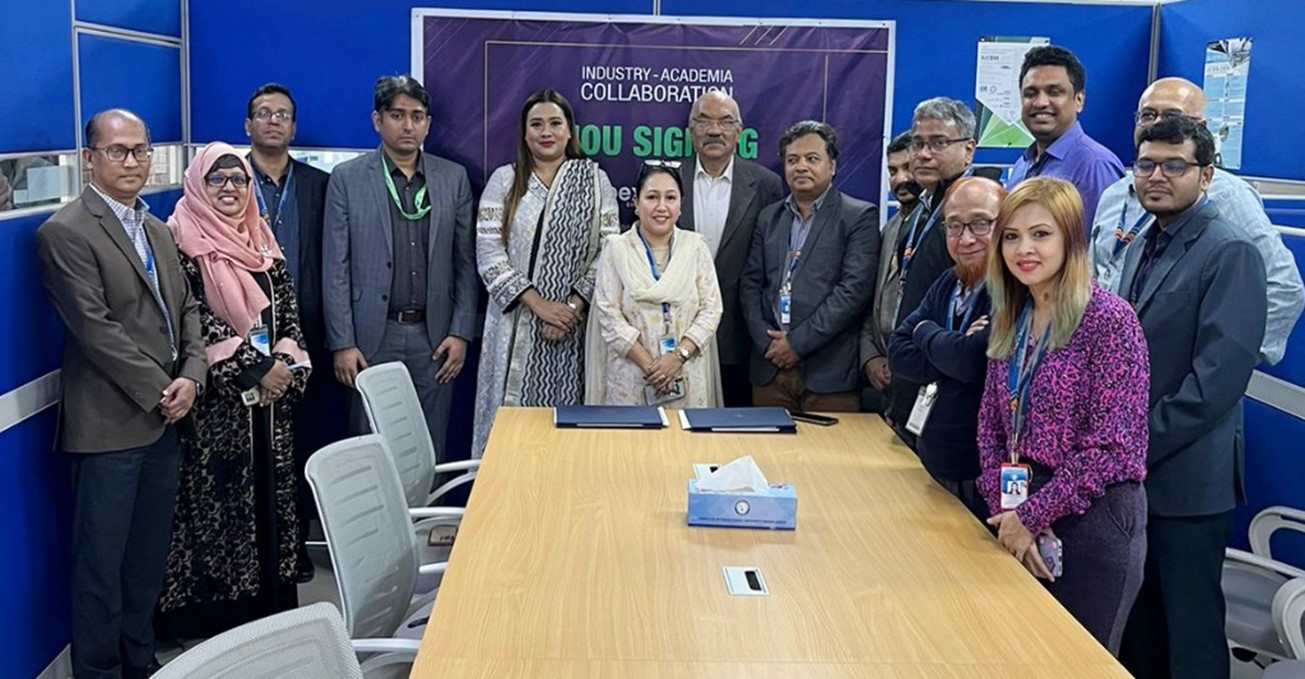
xmin=418 ymin=12 xmax=892 ymax=220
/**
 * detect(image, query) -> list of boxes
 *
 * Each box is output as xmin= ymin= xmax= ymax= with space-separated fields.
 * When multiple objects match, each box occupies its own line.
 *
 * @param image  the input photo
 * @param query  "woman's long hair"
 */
xmin=501 ymin=89 xmax=586 ymax=246
xmin=986 ymin=177 xmax=1092 ymax=359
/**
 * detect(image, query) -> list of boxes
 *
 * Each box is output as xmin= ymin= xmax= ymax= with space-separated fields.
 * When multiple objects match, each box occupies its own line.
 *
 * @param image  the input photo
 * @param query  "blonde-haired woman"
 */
xmin=976 ymin=177 xmax=1149 ymax=655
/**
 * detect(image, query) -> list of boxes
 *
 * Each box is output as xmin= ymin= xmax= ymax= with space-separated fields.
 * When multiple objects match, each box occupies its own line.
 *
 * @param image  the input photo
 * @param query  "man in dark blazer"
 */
xmin=324 ymin=76 xmax=478 ymax=460
xmin=244 ymin=82 xmax=336 ymax=581
xmin=679 ymin=91 xmax=783 ymax=407
xmin=1118 ymin=117 xmax=1267 ymax=679
xmin=739 ymin=120 xmax=879 ymax=412
xmin=37 ymin=109 xmax=206 ymax=679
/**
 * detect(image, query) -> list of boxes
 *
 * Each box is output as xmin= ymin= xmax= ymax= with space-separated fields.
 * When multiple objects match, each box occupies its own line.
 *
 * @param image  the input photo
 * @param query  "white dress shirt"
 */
xmin=693 ymin=156 xmax=734 ymax=257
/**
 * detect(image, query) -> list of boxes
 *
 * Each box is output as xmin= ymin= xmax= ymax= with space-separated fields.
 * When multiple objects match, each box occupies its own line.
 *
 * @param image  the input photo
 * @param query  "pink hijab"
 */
xmin=169 ymin=142 xmax=306 ymax=366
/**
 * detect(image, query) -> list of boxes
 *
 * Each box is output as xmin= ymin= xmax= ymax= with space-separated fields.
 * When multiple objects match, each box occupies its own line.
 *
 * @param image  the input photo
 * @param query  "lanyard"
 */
xmin=381 ymin=154 xmax=431 ymax=221
xmin=636 ymin=227 xmax=674 ymax=334
xmin=254 ymin=162 xmax=294 ymax=227
xmin=900 ymin=168 xmax=973 ymax=282
xmin=783 ymin=211 xmax=814 ymax=290
xmin=1006 ymin=302 xmax=1050 ymax=462
xmin=1113 ymin=189 xmax=1152 ymax=256
xmin=946 ymin=281 xmax=982 ymax=332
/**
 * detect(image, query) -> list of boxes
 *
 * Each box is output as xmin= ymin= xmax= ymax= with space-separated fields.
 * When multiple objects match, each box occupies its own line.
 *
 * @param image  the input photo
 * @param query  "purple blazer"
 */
xmin=977 ymin=284 xmax=1149 ymax=533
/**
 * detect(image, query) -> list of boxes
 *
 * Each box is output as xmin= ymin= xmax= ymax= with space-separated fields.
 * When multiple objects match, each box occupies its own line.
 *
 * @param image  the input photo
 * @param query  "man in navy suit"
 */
xmin=323 ymin=76 xmax=478 ymax=460
xmin=1118 ymin=116 xmax=1267 ymax=679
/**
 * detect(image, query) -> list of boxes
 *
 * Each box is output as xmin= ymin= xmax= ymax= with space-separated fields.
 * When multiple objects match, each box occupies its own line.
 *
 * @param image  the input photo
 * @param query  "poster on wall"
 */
xmin=412 ymin=10 xmax=893 ymax=221
xmin=974 ymin=36 xmax=1049 ymax=149
xmin=1202 ymin=37 xmax=1251 ymax=170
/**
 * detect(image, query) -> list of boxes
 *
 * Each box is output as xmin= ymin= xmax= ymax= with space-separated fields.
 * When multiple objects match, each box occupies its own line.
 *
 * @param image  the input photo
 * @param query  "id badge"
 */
xmin=658 ymin=336 xmax=678 ymax=356
xmin=249 ymin=325 xmax=271 ymax=356
xmin=999 ymin=463 xmax=1031 ymax=509
xmin=905 ymin=383 xmax=938 ymax=436
xmin=779 ymin=293 xmax=792 ymax=326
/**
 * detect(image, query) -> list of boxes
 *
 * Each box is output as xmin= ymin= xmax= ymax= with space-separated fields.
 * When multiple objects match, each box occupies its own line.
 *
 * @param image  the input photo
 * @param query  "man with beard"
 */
xmin=679 ymin=90 xmax=783 ymax=406
xmin=887 ymin=177 xmax=1003 ymax=519
xmin=860 ymin=131 xmax=916 ymax=412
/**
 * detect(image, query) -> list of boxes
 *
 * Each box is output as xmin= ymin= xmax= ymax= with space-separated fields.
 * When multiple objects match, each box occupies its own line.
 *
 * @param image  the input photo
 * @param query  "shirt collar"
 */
xmin=1155 ymin=194 xmax=1208 ymax=239
xmin=381 ymin=147 xmax=424 ymax=181
xmin=694 ymin=156 xmax=734 ymax=183
xmin=248 ymin=153 xmax=292 ymax=186
xmin=89 ymin=182 xmax=149 ymax=218
xmin=784 ymin=185 xmax=832 ymax=219
xmin=1022 ymin=121 xmax=1086 ymax=163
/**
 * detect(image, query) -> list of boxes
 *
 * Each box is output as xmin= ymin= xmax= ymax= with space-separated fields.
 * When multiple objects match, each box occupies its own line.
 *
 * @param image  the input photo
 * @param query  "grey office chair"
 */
xmin=1264 ymin=578 xmax=1305 ymax=678
xmin=151 ymin=602 xmax=362 ymax=679
xmin=1225 ymin=506 xmax=1305 ymax=665
xmin=306 ymin=435 xmax=460 ymax=675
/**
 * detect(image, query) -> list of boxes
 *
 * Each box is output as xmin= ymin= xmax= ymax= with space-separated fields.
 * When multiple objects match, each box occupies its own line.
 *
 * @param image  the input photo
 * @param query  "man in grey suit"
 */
xmin=740 ymin=120 xmax=879 ymax=412
xmin=324 ymin=76 xmax=478 ymax=459
xmin=1117 ymin=117 xmax=1267 ymax=679
xmin=37 ymin=109 xmax=206 ymax=679
xmin=678 ymin=91 xmax=783 ymax=407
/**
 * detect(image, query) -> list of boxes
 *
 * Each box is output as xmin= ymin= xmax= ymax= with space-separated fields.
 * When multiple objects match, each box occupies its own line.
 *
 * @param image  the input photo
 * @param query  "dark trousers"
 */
xmin=69 ymin=428 xmax=181 ymax=679
xmin=1045 ymin=482 xmax=1148 ymax=656
xmin=1121 ymin=510 xmax=1233 ymax=679
xmin=351 ymin=319 xmax=452 ymax=462
xmin=720 ymin=362 xmax=752 ymax=408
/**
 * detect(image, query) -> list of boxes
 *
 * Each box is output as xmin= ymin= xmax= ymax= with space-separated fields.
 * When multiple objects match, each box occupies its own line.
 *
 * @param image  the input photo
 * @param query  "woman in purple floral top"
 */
xmin=977 ymin=178 xmax=1149 ymax=655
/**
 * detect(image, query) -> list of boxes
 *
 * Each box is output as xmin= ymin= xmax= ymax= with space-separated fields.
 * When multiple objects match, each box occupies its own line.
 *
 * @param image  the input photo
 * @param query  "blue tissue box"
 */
xmin=686 ymin=479 xmax=797 ymax=530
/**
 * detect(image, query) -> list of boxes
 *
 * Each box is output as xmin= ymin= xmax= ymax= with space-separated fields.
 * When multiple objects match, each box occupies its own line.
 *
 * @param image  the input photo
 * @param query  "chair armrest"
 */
xmin=1226 ymin=548 xmax=1305 ymax=580
xmin=1251 ymin=507 xmax=1305 ymax=559
xmin=351 ymin=638 xmax=420 ymax=656
xmin=428 ymin=470 xmax=477 ymax=505
xmin=410 ymin=507 xmax=465 ymax=519
xmin=433 ymin=460 xmax=480 ymax=474
xmin=418 ymin=561 xmax=448 ymax=577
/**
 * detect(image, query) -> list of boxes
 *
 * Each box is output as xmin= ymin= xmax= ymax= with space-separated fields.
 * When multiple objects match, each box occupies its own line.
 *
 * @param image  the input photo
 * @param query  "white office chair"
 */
xmin=1264 ymin=578 xmax=1305 ymax=678
xmin=151 ymin=602 xmax=365 ymax=678
xmin=354 ymin=361 xmax=479 ymax=590
xmin=306 ymin=435 xmax=460 ymax=676
xmin=1225 ymin=506 xmax=1305 ymax=665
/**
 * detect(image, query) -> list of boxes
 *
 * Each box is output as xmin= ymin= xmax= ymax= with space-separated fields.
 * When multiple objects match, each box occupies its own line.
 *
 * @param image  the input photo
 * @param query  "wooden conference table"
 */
xmin=411 ymin=408 xmax=1129 ymax=678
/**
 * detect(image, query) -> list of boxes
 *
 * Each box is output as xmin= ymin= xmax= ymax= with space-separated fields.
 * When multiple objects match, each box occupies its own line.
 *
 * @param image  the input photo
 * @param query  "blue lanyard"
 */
xmin=636 ymin=227 xmax=674 ymax=333
xmin=254 ymin=162 xmax=294 ymax=227
xmin=901 ymin=168 xmax=973 ymax=281
xmin=1006 ymin=302 xmax=1049 ymax=461
xmin=1113 ymin=189 xmax=1152 ymax=256
xmin=946 ymin=282 xmax=982 ymax=332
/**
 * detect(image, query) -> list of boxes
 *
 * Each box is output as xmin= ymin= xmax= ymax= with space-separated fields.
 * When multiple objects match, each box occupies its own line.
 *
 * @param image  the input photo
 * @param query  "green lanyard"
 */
xmin=381 ymin=154 xmax=431 ymax=221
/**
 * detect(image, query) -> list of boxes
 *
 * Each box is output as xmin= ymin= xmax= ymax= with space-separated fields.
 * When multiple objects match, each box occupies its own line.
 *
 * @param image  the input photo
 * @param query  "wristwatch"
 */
xmin=676 ymin=346 xmax=693 ymax=362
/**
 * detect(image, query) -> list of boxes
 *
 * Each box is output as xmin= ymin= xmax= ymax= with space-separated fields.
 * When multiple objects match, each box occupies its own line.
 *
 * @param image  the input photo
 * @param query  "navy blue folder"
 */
xmin=678 ymin=407 xmax=797 ymax=433
xmin=553 ymin=405 xmax=668 ymax=429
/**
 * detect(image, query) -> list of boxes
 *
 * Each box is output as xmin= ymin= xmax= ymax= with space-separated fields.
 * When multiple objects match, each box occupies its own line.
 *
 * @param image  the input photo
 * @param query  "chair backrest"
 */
xmin=355 ymin=362 xmax=437 ymax=508
xmin=1251 ymin=506 xmax=1305 ymax=560
xmin=1274 ymin=577 xmax=1305 ymax=658
xmin=151 ymin=602 xmax=363 ymax=679
xmin=306 ymin=435 xmax=419 ymax=640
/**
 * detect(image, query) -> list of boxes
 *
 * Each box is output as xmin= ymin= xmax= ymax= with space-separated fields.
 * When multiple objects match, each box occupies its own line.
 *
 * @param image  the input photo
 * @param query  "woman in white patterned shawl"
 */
xmin=472 ymin=90 xmax=619 ymax=456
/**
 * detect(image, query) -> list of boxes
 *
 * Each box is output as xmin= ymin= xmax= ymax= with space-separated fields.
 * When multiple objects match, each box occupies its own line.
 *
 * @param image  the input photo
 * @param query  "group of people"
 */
xmin=36 ymin=42 xmax=1303 ymax=679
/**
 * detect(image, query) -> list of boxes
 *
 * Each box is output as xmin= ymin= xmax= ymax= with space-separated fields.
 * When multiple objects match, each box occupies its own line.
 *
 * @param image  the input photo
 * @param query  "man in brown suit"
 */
xmin=37 ymin=109 xmax=205 ymax=679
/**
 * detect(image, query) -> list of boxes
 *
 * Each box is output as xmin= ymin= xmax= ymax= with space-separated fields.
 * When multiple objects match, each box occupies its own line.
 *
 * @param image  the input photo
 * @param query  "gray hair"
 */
xmin=912 ymin=97 xmax=976 ymax=139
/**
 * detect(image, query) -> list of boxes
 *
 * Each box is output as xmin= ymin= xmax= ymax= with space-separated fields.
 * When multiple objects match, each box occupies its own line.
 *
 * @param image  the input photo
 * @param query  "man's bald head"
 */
xmin=85 ymin=109 xmax=150 ymax=148
xmin=1135 ymin=77 xmax=1205 ymax=145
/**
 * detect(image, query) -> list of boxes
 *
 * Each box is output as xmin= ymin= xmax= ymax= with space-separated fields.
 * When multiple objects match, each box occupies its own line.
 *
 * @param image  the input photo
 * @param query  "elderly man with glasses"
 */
xmin=1089 ymin=76 xmax=1303 ymax=365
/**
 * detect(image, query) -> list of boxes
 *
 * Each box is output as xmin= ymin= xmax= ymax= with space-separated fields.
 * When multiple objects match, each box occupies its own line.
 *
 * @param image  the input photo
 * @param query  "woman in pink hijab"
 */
xmin=155 ymin=142 xmax=311 ymax=640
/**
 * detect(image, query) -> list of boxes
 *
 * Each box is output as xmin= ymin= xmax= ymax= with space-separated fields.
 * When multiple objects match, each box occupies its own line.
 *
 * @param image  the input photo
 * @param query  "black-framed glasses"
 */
xmin=252 ymin=109 xmax=293 ymax=123
xmin=1134 ymin=158 xmax=1205 ymax=178
xmin=690 ymin=115 xmax=740 ymax=131
xmin=1134 ymin=110 xmax=1192 ymax=126
xmin=642 ymin=159 xmax=683 ymax=170
xmin=908 ymin=137 xmax=972 ymax=154
xmin=205 ymin=174 xmax=250 ymax=188
xmin=944 ymin=218 xmax=995 ymax=238
xmin=89 ymin=145 xmax=153 ymax=162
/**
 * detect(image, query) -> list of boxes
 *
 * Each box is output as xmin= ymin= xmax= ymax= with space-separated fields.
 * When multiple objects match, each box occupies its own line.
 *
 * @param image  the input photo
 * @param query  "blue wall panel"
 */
xmin=0 ymin=409 xmax=70 ymax=679
xmin=77 ymin=0 xmax=183 ymax=37
xmin=78 ymin=35 xmax=183 ymax=143
xmin=0 ymin=0 xmax=76 ymax=152
xmin=1159 ymin=0 xmax=1305 ymax=180
xmin=1236 ymin=400 xmax=1305 ymax=569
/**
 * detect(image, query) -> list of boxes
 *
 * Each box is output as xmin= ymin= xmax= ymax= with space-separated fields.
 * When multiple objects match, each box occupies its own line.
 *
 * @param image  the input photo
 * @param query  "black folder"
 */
xmin=553 ymin=405 xmax=668 ymax=429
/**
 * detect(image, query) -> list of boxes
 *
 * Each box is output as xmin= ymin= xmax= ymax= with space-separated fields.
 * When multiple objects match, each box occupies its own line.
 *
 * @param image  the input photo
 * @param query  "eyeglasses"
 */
xmin=252 ymin=109 xmax=293 ymax=123
xmin=643 ymin=159 xmax=683 ymax=169
xmin=908 ymin=137 xmax=972 ymax=154
xmin=944 ymin=218 xmax=995 ymax=238
xmin=1134 ymin=159 xmax=1205 ymax=179
xmin=89 ymin=145 xmax=153 ymax=163
xmin=1134 ymin=110 xmax=1192 ymax=125
xmin=205 ymin=174 xmax=250 ymax=188
xmin=691 ymin=116 xmax=740 ymax=131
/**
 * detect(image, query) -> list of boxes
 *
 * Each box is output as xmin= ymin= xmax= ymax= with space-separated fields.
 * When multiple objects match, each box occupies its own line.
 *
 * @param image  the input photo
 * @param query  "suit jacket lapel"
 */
xmin=368 ymin=151 xmax=394 ymax=255
xmin=716 ymin=165 xmax=757 ymax=258
xmin=85 ymin=188 xmax=152 ymax=289
xmin=292 ymin=159 xmax=316 ymax=268
xmin=143 ymin=216 xmax=180 ymax=325
xmin=788 ymin=191 xmax=839 ymax=285
xmin=1135 ymin=206 xmax=1214 ymax=314
xmin=678 ymin=162 xmax=696 ymax=232
xmin=422 ymin=154 xmax=443 ymax=265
